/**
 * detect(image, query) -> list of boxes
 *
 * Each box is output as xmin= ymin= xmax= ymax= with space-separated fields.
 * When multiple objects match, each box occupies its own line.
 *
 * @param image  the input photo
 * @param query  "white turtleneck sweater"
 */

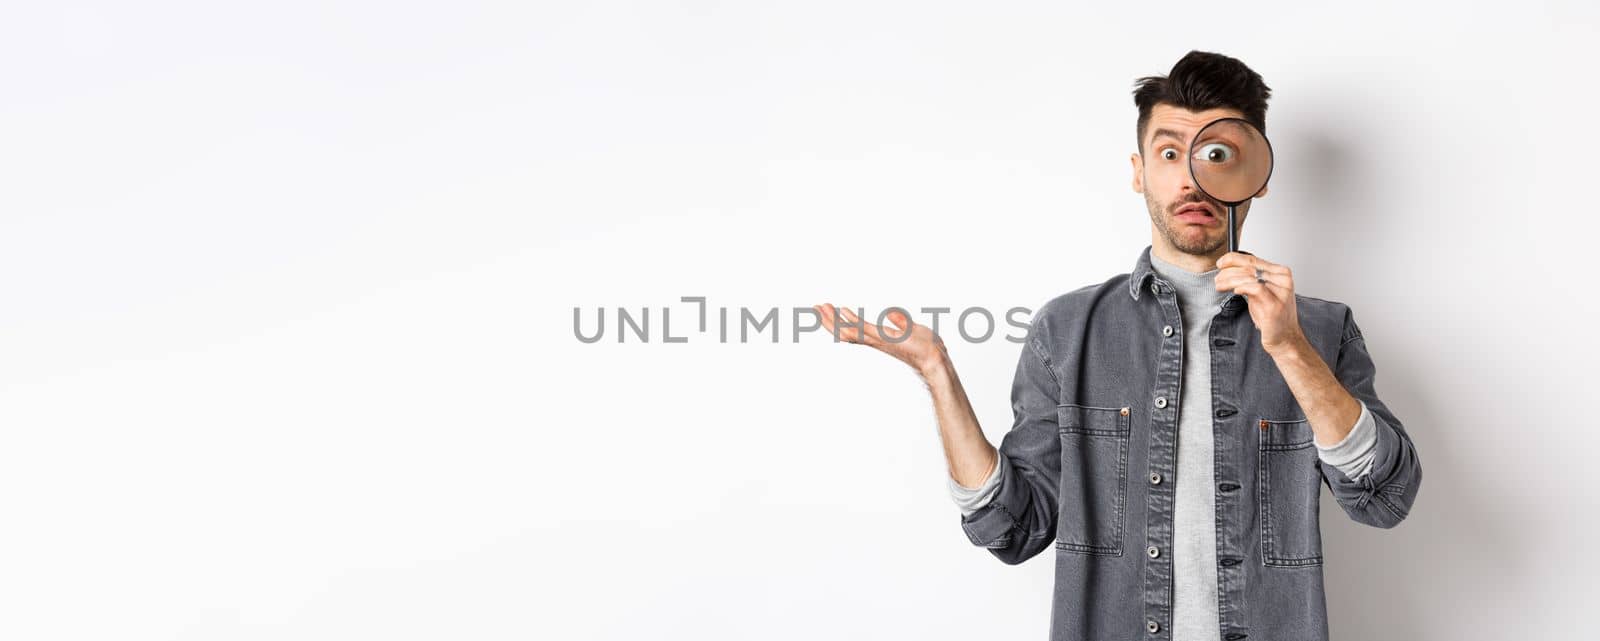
xmin=949 ymin=250 xmax=1377 ymax=640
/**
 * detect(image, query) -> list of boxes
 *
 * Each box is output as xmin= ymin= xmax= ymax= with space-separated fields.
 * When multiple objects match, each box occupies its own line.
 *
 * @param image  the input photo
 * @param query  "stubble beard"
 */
xmin=1144 ymin=188 xmax=1228 ymax=258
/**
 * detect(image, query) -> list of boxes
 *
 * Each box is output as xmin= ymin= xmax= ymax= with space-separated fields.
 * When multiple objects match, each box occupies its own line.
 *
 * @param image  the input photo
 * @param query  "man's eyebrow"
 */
xmin=1149 ymin=127 xmax=1187 ymax=146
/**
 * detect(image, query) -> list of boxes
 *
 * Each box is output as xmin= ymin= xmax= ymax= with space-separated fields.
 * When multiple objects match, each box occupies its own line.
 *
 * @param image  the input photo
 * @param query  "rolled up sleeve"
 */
xmin=957 ymin=334 xmax=1062 ymax=565
xmin=1318 ymin=307 xmax=1423 ymax=529
xmin=1316 ymin=399 xmax=1378 ymax=482
xmin=948 ymin=451 xmax=1002 ymax=516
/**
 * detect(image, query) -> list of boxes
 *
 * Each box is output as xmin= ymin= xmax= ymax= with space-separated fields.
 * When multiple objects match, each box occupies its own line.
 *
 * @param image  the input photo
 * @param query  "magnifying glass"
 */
xmin=1187 ymin=117 xmax=1273 ymax=253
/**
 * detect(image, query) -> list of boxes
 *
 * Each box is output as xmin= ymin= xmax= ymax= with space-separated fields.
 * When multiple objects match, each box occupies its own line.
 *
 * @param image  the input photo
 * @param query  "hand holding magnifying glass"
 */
xmin=1187 ymin=118 xmax=1274 ymax=254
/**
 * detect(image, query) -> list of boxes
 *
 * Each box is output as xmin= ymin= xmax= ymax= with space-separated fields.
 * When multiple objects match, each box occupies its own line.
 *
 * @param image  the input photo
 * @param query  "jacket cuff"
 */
xmin=1321 ymin=403 xmax=1413 ymax=523
xmin=958 ymin=452 xmax=1032 ymax=548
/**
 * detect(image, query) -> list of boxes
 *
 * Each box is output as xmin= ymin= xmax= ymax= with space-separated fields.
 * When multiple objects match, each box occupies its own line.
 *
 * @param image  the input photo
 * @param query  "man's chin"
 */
xmin=1167 ymin=231 xmax=1224 ymax=255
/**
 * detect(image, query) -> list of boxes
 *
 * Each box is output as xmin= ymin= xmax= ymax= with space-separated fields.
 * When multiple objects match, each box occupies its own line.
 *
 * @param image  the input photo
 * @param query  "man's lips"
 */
xmin=1175 ymin=203 xmax=1217 ymax=224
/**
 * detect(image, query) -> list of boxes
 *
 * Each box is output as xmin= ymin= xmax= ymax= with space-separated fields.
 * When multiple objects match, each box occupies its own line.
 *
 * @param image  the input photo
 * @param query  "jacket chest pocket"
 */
xmin=1257 ymin=417 xmax=1324 ymax=567
xmin=1055 ymin=403 xmax=1131 ymax=556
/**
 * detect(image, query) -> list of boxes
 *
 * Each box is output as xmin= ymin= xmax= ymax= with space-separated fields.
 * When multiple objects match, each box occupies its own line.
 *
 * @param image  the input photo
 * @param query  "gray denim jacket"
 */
xmin=958 ymin=244 xmax=1422 ymax=641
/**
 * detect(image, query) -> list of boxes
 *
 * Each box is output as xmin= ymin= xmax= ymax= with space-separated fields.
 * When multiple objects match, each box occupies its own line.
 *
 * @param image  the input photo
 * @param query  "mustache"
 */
xmin=1170 ymin=194 xmax=1220 ymax=213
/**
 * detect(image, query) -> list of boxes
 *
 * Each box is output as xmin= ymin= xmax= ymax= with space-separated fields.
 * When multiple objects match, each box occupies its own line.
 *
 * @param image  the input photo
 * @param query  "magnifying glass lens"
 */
xmin=1188 ymin=119 xmax=1272 ymax=204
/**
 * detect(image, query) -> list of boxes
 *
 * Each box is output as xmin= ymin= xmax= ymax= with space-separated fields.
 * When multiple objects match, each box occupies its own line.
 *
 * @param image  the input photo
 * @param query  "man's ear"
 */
xmin=1130 ymin=152 xmax=1144 ymax=193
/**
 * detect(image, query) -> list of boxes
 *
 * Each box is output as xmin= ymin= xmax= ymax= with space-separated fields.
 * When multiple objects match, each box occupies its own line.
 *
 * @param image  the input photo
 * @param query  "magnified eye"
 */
xmin=1193 ymin=142 xmax=1235 ymax=164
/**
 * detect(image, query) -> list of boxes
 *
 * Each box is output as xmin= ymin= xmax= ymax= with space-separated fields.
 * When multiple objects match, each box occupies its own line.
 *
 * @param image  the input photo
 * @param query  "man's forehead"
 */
xmin=1146 ymin=104 xmax=1246 ymax=142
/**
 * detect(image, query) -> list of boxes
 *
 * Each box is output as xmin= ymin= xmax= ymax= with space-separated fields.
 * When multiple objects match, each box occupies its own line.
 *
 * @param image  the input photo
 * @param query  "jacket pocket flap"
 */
xmin=1257 ymin=417 xmax=1314 ymax=449
xmin=1057 ymin=403 xmax=1131 ymax=436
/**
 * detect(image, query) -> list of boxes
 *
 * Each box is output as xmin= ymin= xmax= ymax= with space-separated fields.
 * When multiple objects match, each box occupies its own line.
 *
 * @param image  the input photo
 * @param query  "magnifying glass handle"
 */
xmin=1227 ymin=204 xmax=1238 ymax=253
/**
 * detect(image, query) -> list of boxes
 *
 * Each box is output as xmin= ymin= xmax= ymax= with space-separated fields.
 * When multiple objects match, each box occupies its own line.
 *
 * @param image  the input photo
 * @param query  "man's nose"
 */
xmin=1177 ymin=167 xmax=1197 ymax=191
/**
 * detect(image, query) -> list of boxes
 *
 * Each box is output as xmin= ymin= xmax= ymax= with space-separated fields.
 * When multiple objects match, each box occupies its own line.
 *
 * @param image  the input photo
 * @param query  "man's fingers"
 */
xmin=816 ymin=304 xmax=850 ymax=341
xmin=823 ymin=304 xmax=853 ymax=342
xmin=815 ymin=304 xmax=917 ymax=346
xmin=838 ymin=307 xmax=883 ymax=346
xmin=816 ymin=303 xmax=868 ymax=344
xmin=1220 ymin=251 xmax=1288 ymax=274
xmin=1217 ymin=266 xmax=1294 ymax=299
xmin=880 ymin=309 xmax=915 ymax=342
xmin=1227 ymin=278 xmax=1287 ymax=303
xmin=884 ymin=308 xmax=912 ymax=331
xmin=813 ymin=304 xmax=834 ymax=334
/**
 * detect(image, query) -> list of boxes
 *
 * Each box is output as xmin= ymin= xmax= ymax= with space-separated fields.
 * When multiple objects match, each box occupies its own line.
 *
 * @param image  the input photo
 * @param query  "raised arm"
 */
xmin=1263 ymin=303 xmax=1421 ymax=528
xmin=813 ymin=304 xmax=996 ymax=489
xmin=815 ymin=303 xmax=1062 ymax=565
xmin=1317 ymin=308 xmax=1423 ymax=527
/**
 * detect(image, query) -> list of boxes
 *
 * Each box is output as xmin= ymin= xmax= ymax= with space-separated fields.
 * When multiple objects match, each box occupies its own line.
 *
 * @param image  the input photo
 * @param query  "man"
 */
xmin=813 ymin=50 xmax=1422 ymax=641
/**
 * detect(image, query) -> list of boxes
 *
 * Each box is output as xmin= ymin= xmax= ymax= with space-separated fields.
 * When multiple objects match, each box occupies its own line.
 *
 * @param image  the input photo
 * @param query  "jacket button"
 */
xmin=1260 ymin=419 xmax=1269 ymax=429
xmin=1149 ymin=472 xmax=1162 ymax=485
xmin=1147 ymin=620 xmax=1160 ymax=634
xmin=1121 ymin=406 xmax=1130 ymax=416
xmin=1151 ymin=283 xmax=1159 ymax=295
xmin=1147 ymin=545 xmax=1160 ymax=558
xmin=1155 ymin=397 xmax=1167 ymax=408
xmin=1162 ymin=324 xmax=1173 ymax=337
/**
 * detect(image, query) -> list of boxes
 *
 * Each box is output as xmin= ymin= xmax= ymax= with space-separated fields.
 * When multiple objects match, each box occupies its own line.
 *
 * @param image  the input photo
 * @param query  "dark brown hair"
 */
xmin=1132 ymin=50 xmax=1271 ymax=153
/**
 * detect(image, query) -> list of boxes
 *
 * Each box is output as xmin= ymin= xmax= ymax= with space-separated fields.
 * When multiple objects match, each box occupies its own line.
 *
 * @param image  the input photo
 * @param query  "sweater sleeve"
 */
xmin=1315 ymin=399 xmax=1378 ymax=482
xmin=948 ymin=452 xmax=1003 ymax=516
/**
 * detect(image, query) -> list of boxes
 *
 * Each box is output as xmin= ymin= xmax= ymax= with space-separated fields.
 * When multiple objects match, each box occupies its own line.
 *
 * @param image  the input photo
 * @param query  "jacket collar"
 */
xmin=1129 ymin=244 xmax=1157 ymax=301
xmin=1129 ymin=243 xmax=1247 ymax=311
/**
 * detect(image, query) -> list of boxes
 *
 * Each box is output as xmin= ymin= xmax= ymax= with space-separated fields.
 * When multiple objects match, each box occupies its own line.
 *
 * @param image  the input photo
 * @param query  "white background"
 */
xmin=2 ymin=2 xmax=1595 ymax=639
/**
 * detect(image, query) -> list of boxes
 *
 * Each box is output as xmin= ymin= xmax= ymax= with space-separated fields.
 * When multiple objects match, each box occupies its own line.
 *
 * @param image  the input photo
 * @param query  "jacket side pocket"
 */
xmin=1257 ymin=417 xmax=1324 ymax=567
xmin=1055 ymin=403 xmax=1131 ymax=556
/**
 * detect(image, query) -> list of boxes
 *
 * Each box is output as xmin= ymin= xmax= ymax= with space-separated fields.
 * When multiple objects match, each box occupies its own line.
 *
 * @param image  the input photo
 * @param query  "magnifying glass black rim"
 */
xmin=1186 ymin=116 xmax=1275 ymax=207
